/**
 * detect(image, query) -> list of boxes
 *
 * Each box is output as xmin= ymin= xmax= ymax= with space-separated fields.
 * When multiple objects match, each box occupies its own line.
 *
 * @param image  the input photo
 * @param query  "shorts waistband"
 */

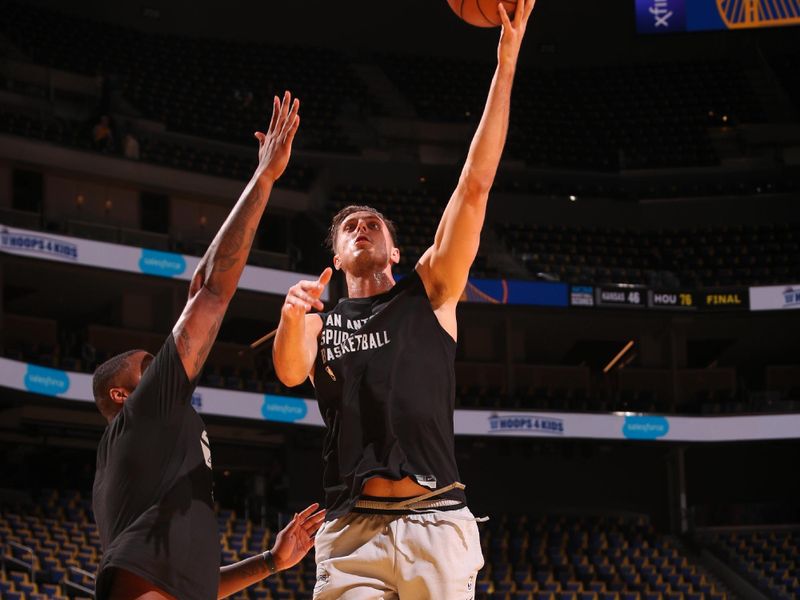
xmin=353 ymin=497 xmax=466 ymax=514
xmin=353 ymin=481 xmax=467 ymax=515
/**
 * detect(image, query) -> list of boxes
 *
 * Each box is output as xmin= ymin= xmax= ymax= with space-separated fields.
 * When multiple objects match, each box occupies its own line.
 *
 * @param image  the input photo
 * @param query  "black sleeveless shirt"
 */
xmin=93 ymin=335 xmax=219 ymax=600
xmin=313 ymin=269 xmax=466 ymax=519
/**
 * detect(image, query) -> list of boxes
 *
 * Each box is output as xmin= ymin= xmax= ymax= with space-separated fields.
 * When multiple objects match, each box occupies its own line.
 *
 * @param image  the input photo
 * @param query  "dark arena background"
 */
xmin=1 ymin=0 xmax=799 ymax=599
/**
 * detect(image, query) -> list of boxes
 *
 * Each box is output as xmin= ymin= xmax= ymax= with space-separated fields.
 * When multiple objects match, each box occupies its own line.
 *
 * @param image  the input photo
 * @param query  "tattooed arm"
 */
xmin=217 ymin=503 xmax=325 ymax=599
xmin=174 ymin=91 xmax=301 ymax=381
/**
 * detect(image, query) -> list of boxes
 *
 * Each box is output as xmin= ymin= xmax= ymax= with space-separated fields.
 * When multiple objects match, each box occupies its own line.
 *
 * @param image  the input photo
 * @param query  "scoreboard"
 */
xmin=569 ymin=285 xmax=751 ymax=311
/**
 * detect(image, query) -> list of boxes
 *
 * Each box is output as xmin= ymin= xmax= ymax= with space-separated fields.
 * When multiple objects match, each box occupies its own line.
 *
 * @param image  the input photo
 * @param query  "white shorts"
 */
xmin=312 ymin=507 xmax=485 ymax=600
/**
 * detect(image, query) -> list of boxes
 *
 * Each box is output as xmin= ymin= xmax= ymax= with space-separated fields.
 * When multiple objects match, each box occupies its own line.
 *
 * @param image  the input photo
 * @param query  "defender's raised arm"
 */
xmin=174 ymin=92 xmax=301 ymax=381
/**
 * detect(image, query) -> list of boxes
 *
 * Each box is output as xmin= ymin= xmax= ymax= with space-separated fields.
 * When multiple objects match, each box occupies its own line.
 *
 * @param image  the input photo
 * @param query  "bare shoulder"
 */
xmin=306 ymin=312 xmax=324 ymax=336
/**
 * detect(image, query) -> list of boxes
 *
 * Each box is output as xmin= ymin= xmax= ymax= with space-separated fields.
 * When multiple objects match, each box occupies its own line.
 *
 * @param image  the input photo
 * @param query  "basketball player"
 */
xmin=91 ymin=92 xmax=325 ymax=600
xmin=273 ymin=2 xmax=536 ymax=597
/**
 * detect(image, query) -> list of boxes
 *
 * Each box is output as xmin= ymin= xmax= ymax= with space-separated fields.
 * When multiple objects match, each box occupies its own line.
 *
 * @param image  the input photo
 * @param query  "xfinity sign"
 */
xmin=636 ymin=0 xmax=686 ymax=33
xmin=635 ymin=0 xmax=687 ymax=34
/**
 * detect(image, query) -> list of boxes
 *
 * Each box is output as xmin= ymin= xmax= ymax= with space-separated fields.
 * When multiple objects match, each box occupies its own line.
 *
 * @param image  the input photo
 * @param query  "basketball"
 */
xmin=447 ymin=0 xmax=517 ymax=27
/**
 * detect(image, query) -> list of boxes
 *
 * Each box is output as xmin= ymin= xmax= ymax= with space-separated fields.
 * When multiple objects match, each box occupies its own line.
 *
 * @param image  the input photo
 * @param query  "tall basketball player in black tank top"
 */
xmin=274 ymin=2 xmax=537 ymax=598
xmin=91 ymin=92 xmax=325 ymax=600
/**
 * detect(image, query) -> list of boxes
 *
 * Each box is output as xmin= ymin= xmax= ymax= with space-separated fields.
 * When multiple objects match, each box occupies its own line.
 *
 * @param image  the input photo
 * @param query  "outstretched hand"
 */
xmin=270 ymin=503 xmax=326 ymax=572
xmin=497 ymin=0 xmax=536 ymax=68
xmin=254 ymin=91 xmax=301 ymax=182
xmin=282 ymin=267 xmax=332 ymax=322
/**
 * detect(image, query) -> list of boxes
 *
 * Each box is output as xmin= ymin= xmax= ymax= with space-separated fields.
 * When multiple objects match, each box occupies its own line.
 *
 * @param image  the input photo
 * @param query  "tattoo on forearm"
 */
xmin=195 ymin=312 xmax=223 ymax=372
xmin=213 ymin=178 xmax=265 ymax=274
xmin=176 ymin=327 xmax=191 ymax=362
xmin=237 ymin=556 xmax=269 ymax=578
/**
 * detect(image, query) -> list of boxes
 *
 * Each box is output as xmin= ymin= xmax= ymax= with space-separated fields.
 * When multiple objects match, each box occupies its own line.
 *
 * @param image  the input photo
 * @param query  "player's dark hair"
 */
xmin=326 ymin=205 xmax=398 ymax=253
xmin=92 ymin=349 xmax=146 ymax=419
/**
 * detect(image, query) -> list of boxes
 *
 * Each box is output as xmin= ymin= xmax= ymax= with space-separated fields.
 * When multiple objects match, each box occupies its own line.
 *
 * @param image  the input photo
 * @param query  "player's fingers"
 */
xmin=513 ymin=0 xmax=524 ymax=26
xmin=287 ymin=516 xmax=301 ymax=534
xmin=303 ymin=510 xmax=326 ymax=528
xmin=297 ymin=503 xmax=321 ymax=520
xmin=291 ymin=288 xmax=317 ymax=303
xmin=284 ymin=114 xmax=300 ymax=146
xmin=298 ymin=281 xmax=325 ymax=305
xmin=307 ymin=508 xmax=326 ymax=521
xmin=299 ymin=290 xmax=324 ymax=307
xmin=253 ymin=131 xmax=266 ymax=145
xmin=305 ymin=514 xmax=326 ymax=535
xmin=280 ymin=90 xmax=291 ymax=123
xmin=499 ymin=3 xmax=512 ymax=29
xmin=525 ymin=0 xmax=536 ymax=20
xmin=285 ymin=296 xmax=311 ymax=312
xmin=318 ymin=267 xmax=333 ymax=288
xmin=296 ymin=279 xmax=321 ymax=292
xmin=293 ymin=292 xmax=322 ymax=311
xmin=306 ymin=286 xmax=325 ymax=306
xmin=280 ymin=98 xmax=300 ymax=141
xmin=268 ymin=96 xmax=280 ymax=134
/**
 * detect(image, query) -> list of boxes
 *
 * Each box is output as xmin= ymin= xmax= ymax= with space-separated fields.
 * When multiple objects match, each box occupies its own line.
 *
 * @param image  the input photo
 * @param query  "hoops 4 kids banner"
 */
xmin=0 ymin=224 xmax=327 ymax=300
xmin=4 ymin=355 xmax=800 ymax=442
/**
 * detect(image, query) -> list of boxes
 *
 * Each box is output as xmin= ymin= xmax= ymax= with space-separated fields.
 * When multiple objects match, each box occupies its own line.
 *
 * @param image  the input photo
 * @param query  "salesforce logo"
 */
xmin=261 ymin=395 xmax=308 ymax=423
xmin=622 ymin=415 xmax=669 ymax=440
xmin=139 ymin=249 xmax=186 ymax=278
xmin=24 ymin=365 xmax=70 ymax=397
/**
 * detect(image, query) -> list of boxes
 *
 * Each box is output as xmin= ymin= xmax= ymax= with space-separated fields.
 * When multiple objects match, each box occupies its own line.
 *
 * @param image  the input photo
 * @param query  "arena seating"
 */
xmin=0 ymin=107 xmax=315 ymax=191
xmin=498 ymin=222 xmax=800 ymax=287
xmin=1 ymin=490 xmax=732 ymax=600
xmin=1 ymin=1 xmax=787 ymax=175
xmin=0 ymin=489 xmax=317 ymax=600
xmin=705 ymin=530 xmax=800 ymax=600
xmin=769 ymin=53 xmax=800 ymax=113
xmin=1 ymin=490 xmax=101 ymax=600
xmin=0 ymin=0 xmax=367 ymax=155
xmin=381 ymin=56 xmax=765 ymax=171
xmin=476 ymin=514 xmax=729 ymax=600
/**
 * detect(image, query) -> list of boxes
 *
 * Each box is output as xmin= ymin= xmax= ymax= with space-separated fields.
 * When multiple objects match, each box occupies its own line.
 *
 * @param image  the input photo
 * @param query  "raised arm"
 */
xmin=174 ymin=92 xmax=300 ymax=381
xmin=218 ymin=503 xmax=325 ymax=599
xmin=417 ymin=0 xmax=535 ymax=314
xmin=273 ymin=268 xmax=332 ymax=387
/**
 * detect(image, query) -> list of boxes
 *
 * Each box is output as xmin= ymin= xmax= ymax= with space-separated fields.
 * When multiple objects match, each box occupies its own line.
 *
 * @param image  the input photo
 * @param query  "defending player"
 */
xmin=91 ymin=92 xmax=324 ymax=600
